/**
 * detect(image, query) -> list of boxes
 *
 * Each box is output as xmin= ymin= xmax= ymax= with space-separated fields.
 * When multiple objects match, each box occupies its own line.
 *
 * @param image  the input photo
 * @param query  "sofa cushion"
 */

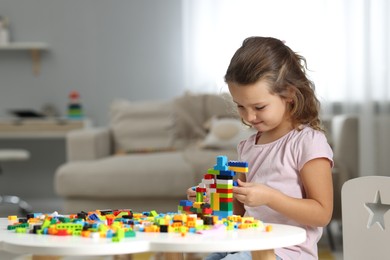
xmin=110 ymin=99 xmax=175 ymax=153
xmin=55 ymin=152 xmax=194 ymax=198
xmin=200 ymin=117 xmax=256 ymax=150
xmin=173 ymin=92 xmax=238 ymax=140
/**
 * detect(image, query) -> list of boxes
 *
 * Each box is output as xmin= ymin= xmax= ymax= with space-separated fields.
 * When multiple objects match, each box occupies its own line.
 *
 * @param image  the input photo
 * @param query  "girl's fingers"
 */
xmin=237 ymin=179 xmax=249 ymax=186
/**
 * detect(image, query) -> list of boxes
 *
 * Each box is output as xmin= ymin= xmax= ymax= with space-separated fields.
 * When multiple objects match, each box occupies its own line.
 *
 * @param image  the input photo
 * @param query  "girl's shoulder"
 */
xmin=293 ymin=125 xmax=328 ymax=142
xmin=290 ymin=126 xmax=332 ymax=155
xmin=237 ymin=126 xmax=329 ymax=152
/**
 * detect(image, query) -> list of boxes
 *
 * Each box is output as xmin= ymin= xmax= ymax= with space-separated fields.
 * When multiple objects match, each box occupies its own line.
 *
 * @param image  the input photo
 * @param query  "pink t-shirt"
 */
xmin=237 ymin=126 xmax=333 ymax=260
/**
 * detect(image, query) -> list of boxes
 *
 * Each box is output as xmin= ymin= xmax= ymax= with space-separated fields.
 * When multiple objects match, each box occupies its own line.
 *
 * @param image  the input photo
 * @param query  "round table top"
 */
xmin=0 ymin=218 xmax=306 ymax=256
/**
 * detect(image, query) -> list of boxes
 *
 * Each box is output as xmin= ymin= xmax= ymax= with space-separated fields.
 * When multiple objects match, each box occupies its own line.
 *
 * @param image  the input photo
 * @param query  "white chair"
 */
xmin=0 ymin=149 xmax=32 ymax=214
xmin=342 ymin=176 xmax=390 ymax=259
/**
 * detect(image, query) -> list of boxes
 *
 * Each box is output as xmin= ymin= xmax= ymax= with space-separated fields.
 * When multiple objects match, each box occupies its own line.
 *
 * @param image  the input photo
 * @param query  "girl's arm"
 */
xmin=233 ymin=158 xmax=333 ymax=227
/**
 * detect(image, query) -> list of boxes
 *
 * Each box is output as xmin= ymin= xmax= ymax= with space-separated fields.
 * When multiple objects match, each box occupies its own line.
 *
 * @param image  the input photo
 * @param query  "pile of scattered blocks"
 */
xmin=7 ymin=209 xmax=268 ymax=241
xmin=6 ymin=155 xmax=271 ymax=241
xmin=7 ymin=210 xmax=137 ymax=242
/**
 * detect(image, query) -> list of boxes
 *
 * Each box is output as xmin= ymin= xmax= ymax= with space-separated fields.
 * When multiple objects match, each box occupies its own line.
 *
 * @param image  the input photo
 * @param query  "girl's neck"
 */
xmin=256 ymin=122 xmax=294 ymax=144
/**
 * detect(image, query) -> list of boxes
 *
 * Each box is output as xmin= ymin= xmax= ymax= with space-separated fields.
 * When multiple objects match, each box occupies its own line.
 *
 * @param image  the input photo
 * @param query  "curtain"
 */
xmin=182 ymin=0 xmax=390 ymax=176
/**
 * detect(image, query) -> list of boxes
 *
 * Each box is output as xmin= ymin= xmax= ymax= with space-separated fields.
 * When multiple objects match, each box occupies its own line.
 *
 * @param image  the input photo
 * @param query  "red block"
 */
xmin=220 ymin=198 xmax=233 ymax=203
xmin=196 ymin=187 xmax=207 ymax=193
xmin=57 ymin=229 xmax=69 ymax=236
xmin=203 ymin=208 xmax=213 ymax=214
xmin=216 ymin=188 xmax=233 ymax=193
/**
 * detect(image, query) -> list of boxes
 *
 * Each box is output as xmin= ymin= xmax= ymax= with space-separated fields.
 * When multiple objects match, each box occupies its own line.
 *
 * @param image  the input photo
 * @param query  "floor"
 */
xmin=318 ymin=221 xmax=343 ymax=260
xmin=0 ymin=203 xmax=344 ymax=260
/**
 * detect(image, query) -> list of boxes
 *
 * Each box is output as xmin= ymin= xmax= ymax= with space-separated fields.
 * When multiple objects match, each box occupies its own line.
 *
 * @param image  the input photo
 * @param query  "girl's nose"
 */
xmin=244 ymin=109 xmax=257 ymax=123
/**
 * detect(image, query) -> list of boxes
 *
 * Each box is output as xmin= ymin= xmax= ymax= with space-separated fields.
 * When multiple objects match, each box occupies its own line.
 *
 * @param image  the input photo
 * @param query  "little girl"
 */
xmin=187 ymin=37 xmax=333 ymax=260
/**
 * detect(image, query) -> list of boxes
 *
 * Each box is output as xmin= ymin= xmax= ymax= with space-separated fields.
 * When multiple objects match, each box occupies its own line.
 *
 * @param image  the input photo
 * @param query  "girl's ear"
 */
xmin=284 ymin=85 xmax=296 ymax=102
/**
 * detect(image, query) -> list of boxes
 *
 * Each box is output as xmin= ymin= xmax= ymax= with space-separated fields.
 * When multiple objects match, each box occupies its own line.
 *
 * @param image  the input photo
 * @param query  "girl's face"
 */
xmin=228 ymin=80 xmax=293 ymax=136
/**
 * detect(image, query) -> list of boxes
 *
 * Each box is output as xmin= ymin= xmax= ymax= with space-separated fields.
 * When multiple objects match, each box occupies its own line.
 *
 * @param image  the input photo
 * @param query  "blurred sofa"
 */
xmin=54 ymin=92 xmax=256 ymax=213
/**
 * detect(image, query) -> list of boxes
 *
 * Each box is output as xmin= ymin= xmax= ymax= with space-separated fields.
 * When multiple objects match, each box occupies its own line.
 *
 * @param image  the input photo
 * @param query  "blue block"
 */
xmin=106 ymin=230 xmax=114 ymax=238
xmin=219 ymin=170 xmax=236 ymax=177
xmin=213 ymin=210 xmax=233 ymax=219
xmin=228 ymin=161 xmax=248 ymax=167
xmin=88 ymin=213 xmax=100 ymax=221
xmin=179 ymin=200 xmax=193 ymax=206
xmin=189 ymin=227 xmax=197 ymax=233
xmin=214 ymin=155 xmax=228 ymax=171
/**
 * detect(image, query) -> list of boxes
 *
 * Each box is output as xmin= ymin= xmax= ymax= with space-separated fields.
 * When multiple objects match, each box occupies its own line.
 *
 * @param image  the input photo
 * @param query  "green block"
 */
xmin=116 ymin=229 xmax=125 ymax=239
xmin=207 ymin=168 xmax=220 ymax=175
xmin=125 ymin=230 xmax=136 ymax=237
xmin=73 ymin=230 xmax=82 ymax=236
xmin=219 ymin=193 xmax=233 ymax=198
xmin=196 ymin=192 xmax=203 ymax=202
xmin=216 ymin=183 xmax=233 ymax=189
xmin=15 ymin=227 xmax=27 ymax=233
xmin=7 ymin=225 xmax=16 ymax=230
xmin=219 ymin=202 xmax=233 ymax=211
xmin=150 ymin=210 xmax=158 ymax=217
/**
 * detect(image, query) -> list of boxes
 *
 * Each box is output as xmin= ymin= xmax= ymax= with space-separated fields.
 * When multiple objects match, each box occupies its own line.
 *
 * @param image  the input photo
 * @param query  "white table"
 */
xmin=0 ymin=218 xmax=306 ymax=260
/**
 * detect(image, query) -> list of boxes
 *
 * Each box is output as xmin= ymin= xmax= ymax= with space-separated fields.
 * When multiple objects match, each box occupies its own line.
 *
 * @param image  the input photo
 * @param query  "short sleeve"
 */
xmin=296 ymin=129 xmax=334 ymax=171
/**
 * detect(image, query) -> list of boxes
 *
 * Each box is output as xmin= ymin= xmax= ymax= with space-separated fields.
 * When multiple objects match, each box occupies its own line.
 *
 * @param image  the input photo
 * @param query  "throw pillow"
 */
xmin=200 ymin=117 xmax=256 ymax=150
xmin=110 ymin=99 xmax=175 ymax=153
xmin=172 ymin=92 xmax=239 ymax=140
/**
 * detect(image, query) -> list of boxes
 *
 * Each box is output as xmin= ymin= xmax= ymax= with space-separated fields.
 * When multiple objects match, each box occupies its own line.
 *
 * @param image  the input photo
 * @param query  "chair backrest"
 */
xmin=342 ymin=176 xmax=390 ymax=259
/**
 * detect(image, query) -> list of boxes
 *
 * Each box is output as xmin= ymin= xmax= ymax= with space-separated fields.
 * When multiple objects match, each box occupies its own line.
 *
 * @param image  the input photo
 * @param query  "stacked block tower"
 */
xmin=179 ymin=155 xmax=248 ymax=219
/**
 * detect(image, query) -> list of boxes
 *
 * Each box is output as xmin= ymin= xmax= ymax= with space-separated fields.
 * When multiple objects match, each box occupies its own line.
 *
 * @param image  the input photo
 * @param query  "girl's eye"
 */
xmin=255 ymin=106 xmax=266 ymax=110
xmin=237 ymin=105 xmax=244 ymax=109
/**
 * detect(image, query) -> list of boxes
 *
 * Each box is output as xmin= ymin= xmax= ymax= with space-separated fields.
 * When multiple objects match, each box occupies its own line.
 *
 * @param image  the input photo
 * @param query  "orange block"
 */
xmin=81 ymin=230 xmax=91 ymax=237
xmin=48 ymin=227 xmax=57 ymax=235
xmin=238 ymin=223 xmax=249 ymax=229
xmin=187 ymin=221 xmax=196 ymax=228
xmin=265 ymin=225 xmax=273 ymax=232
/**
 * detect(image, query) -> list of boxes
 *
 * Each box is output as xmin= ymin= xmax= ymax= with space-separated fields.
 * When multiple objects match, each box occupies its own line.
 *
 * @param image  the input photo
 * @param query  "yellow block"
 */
xmin=193 ymin=202 xmax=203 ymax=208
xmin=228 ymin=166 xmax=248 ymax=173
xmin=211 ymin=193 xmax=220 ymax=210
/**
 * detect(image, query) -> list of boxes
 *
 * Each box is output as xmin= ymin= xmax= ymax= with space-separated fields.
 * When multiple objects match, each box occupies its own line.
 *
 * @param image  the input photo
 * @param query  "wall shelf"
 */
xmin=0 ymin=42 xmax=49 ymax=75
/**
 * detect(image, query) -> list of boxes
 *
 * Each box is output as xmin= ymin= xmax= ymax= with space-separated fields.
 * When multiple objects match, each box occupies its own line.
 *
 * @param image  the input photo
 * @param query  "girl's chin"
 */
xmin=252 ymin=124 xmax=266 ymax=132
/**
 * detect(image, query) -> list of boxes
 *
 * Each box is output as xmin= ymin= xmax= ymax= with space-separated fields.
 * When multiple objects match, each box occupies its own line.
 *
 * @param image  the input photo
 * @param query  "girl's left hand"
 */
xmin=232 ymin=179 xmax=272 ymax=207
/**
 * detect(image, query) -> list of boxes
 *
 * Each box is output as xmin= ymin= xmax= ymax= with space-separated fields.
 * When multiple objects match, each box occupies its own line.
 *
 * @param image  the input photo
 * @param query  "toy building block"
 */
xmin=214 ymin=155 xmax=229 ymax=171
xmin=228 ymin=161 xmax=248 ymax=167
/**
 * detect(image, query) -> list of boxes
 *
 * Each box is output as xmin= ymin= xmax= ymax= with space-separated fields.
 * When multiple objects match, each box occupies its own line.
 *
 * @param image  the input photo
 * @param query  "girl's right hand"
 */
xmin=186 ymin=186 xmax=196 ymax=202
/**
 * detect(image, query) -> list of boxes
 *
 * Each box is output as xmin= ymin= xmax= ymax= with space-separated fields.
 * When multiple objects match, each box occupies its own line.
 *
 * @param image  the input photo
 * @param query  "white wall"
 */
xmin=0 ymin=0 xmax=185 ymax=205
xmin=0 ymin=0 xmax=184 ymax=126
